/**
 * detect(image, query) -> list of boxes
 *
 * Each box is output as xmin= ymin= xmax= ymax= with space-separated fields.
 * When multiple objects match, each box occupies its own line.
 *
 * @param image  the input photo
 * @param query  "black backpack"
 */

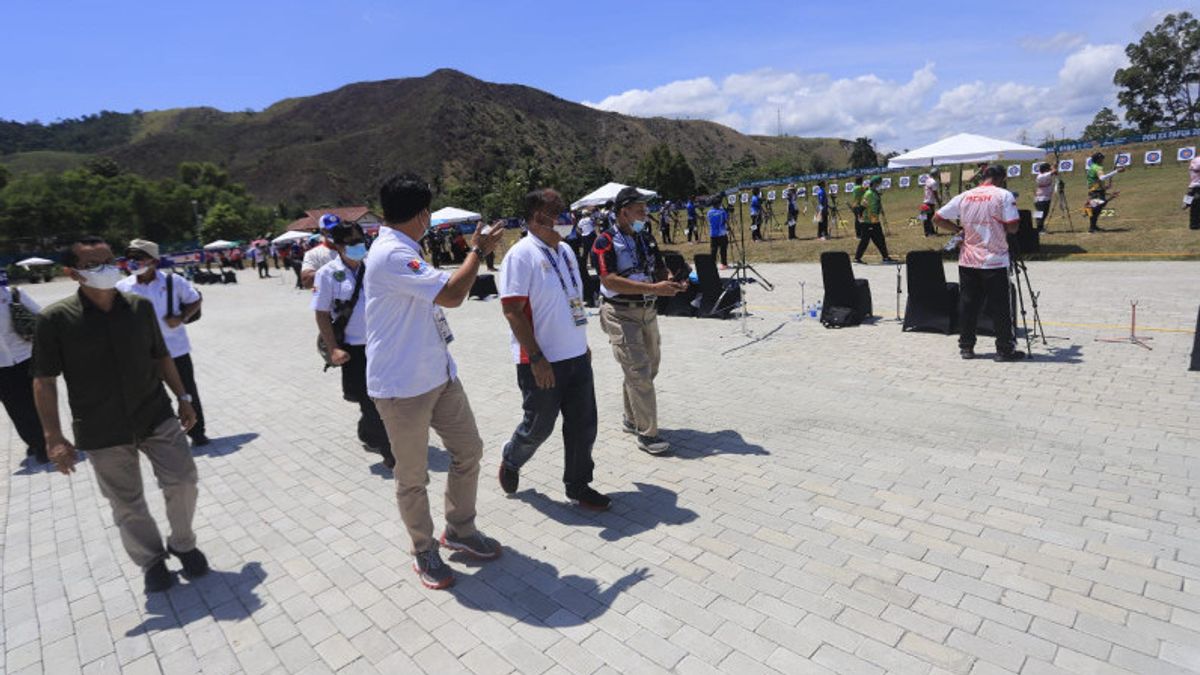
xmin=821 ymin=306 xmax=862 ymax=328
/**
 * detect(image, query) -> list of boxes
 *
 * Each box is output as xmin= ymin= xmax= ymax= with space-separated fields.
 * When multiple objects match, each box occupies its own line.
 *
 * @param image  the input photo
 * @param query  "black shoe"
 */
xmin=499 ymin=464 xmax=519 ymax=495
xmin=994 ymin=350 xmax=1026 ymax=362
xmin=637 ymin=434 xmax=671 ymax=455
xmin=144 ymin=560 xmax=174 ymax=593
xmin=567 ymin=486 xmax=612 ymax=511
xmin=622 ymin=418 xmax=637 ymax=435
xmin=882 ymin=257 xmax=897 ymax=264
xmin=190 ymin=434 xmax=210 ymax=447
xmin=853 ymin=258 xmax=865 ymax=264
xmin=1088 ymin=227 xmax=1100 ymax=233
xmin=167 ymin=545 xmax=209 ymax=577
xmin=960 ymin=348 xmax=976 ymax=360
xmin=382 ymin=454 xmax=396 ymax=470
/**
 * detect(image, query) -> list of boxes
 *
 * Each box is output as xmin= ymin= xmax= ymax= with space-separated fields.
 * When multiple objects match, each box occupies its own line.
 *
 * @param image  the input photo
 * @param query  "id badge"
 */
xmin=1034 ymin=210 xmax=1044 ymax=219
xmin=434 ymin=307 xmax=454 ymax=344
xmin=569 ymin=297 xmax=587 ymax=326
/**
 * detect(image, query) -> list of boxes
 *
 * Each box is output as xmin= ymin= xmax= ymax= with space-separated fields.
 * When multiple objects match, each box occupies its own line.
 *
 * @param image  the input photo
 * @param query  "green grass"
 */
xmin=0 ymin=150 xmax=92 ymax=174
xmin=703 ymin=137 xmax=1200 ymax=263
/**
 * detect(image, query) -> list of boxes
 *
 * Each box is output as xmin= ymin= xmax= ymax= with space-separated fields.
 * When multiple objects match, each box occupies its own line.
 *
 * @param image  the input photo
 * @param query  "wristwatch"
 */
xmin=529 ymin=352 xmax=545 ymax=364
xmin=470 ymin=245 xmax=485 ymax=257
xmin=178 ymin=394 xmax=194 ymax=404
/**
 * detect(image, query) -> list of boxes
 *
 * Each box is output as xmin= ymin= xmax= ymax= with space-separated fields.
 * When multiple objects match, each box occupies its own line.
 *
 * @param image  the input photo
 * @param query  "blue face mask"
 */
xmin=344 ymin=243 xmax=367 ymax=261
xmin=631 ymin=220 xmax=646 ymax=233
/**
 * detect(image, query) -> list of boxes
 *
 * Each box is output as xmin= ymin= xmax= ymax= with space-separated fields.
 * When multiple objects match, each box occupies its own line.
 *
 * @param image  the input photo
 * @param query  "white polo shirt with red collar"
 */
xmin=498 ymin=234 xmax=588 ymax=365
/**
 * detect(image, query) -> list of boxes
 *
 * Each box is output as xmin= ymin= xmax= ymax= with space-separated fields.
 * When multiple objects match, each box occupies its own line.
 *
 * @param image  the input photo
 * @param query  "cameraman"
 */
xmin=932 ymin=165 xmax=1024 ymax=362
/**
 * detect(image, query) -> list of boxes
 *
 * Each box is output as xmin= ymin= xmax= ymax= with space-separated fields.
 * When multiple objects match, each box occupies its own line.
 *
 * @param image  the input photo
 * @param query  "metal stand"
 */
xmin=1096 ymin=301 xmax=1153 ymax=350
xmin=891 ymin=262 xmax=904 ymax=322
xmin=716 ymin=204 xmax=775 ymax=340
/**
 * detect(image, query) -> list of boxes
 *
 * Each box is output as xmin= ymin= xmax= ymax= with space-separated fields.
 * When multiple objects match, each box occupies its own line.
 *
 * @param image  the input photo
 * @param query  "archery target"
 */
xmin=1007 ymin=165 xmax=1021 ymax=177
xmin=899 ymin=176 xmax=911 ymax=188
xmin=1058 ymin=159 xmax=1074 ymax=172
xmin=767 ymin=190 xmax=776 ymax=201
xmin=1178 ymin=147 xmax=1196 ymax=161
xmin=829 ymin=184 xmax=839 ymax=194
xmin=1145 ymin=150 xmax=1162 ymax=165
xmin=1115 ymin=153 xmax=1132 ymax=167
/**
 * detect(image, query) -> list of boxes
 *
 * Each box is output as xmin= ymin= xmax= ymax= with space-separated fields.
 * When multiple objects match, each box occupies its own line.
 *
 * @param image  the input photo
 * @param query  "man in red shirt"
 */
xmin=932 ymin=165 xmax=1025 ymax=362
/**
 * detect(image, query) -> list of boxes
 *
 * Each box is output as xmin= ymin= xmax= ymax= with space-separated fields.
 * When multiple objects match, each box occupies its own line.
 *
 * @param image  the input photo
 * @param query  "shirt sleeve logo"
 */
xmin=407 ymin=259 xmax=423 ymax=272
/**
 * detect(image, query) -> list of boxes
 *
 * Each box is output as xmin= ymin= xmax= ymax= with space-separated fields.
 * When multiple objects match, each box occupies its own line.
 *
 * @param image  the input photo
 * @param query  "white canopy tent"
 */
xmin=15 ymin=257 xmax=54 ymax=268
xmin=570 ymin=182 xmax=658 ymax=210
xmin=203 ymin=240 xmax=238 ymax=251
xmin=271 ymin=230 xmax=310 ymax=245
xmin=430 ymin=206 xmax=482 ymax=226
xmin=888 ymin=133 xmax=1046 ymax=168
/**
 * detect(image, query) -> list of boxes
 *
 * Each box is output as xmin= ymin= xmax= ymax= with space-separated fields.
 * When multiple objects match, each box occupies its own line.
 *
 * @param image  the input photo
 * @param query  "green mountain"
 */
xmin=1 ymin=69 xmax=849 ymax=205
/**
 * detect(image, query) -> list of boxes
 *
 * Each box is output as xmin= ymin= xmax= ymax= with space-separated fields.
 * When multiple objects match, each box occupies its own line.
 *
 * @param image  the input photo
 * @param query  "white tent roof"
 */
xmin=888 ymin=133 xmax=1046 ymax=168
xmin=570 ymin=182 xmax=658 ymax=210
xmin=272 ymin=230 xmax=310 ymax=245
xmin=430 ymin=206 xmax=482 ymax=226
xmin=16 ymin=257 xmax=54 ymax=267
xmin=203 ymin=240 xmax=238 ymax=251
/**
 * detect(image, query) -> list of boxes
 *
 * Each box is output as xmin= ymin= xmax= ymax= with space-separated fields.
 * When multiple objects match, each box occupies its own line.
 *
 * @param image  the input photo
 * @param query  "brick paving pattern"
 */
xmin=3 ymin=259 xmax=1199 ymax=674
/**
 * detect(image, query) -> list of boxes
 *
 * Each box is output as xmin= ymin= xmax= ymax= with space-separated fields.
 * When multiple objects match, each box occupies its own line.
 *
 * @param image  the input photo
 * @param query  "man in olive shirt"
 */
xmin=32 ymin=236 xmax=208 ymax=594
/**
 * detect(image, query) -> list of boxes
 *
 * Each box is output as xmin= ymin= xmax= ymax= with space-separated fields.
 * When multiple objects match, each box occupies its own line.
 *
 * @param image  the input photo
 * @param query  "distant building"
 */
xmin=286 ymin=207 xmax=382 ymax=232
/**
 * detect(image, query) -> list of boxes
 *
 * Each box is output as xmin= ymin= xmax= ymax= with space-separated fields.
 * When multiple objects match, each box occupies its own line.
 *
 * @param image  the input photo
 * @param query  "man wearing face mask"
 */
xmin=497 ymin=189 xmax=608 ymax=510
xmin=116 ymin=239 xmax=208 ymax=447
xmin=32 ymin=236 xmax=206 ymax=594
xmin=313 ymin=223 xmax=393 ymax=469
xmin=591 ymin=187 xmax=687 ymax=456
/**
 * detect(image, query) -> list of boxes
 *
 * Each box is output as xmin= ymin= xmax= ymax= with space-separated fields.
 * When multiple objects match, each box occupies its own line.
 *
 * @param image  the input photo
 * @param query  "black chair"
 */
xmin=693 ymin=254 xmax=739 ymax=319
xmin=819 ymin=251 xmax=872 ymax=322
xmin=1008 ymin=209 xmax=1039 ymax=255
xmin=903 ymin=251 xmax=959 ymax=334
xmin=469 ymin=273 xmax=497 ymax=299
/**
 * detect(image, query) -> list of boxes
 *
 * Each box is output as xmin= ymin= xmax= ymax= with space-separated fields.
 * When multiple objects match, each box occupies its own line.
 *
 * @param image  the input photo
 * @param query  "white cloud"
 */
xmin=584 ymin=43 xmax=1131 ymax=152
xmin=1020 ymin=31 xmax=1086 ymax=52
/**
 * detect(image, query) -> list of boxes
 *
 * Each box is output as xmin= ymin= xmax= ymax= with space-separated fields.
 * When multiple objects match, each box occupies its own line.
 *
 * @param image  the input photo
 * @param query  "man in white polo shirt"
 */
xmin=497 ymin=189 xmax=608 ymax=511
xmin=117 ymin=239 xmax=209 ymax=446
xmin=932 ymin=165 xmax=1025 ymax=362
xmin=364 ymin=173 xmax=506 ymax=590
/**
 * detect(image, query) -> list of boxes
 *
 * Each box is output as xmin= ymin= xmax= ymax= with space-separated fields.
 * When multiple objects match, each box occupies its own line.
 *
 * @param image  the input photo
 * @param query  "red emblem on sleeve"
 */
xmin=407 ymin=259 xmax=422 ymax=271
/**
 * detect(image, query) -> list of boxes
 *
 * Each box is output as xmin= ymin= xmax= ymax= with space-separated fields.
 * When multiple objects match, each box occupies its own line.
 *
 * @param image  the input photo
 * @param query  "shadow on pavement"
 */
xmin=126 ymin=562 xmax=267 ymax=636
xmin=516 ymin=482 xmax=698 ymax=542
xmin=448 ymin=546 xmax=649 ymax=625
xmin=664 ymin=428 xmax=770 ymax=459
xmin=194 ymin=433 xmax=259 ymax=458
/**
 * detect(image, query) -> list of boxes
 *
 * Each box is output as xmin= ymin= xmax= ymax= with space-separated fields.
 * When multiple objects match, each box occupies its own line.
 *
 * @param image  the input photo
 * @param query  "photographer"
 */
xmin=932 ymin=165 xmax=1024 ymax=362
xmin=1033 ymin=163 xmax=1057 ymax=231
xmin=591 ymin=187 xmax=687 ymax=455
xmin=1085 ymin=152 xmax=1125 ymax=233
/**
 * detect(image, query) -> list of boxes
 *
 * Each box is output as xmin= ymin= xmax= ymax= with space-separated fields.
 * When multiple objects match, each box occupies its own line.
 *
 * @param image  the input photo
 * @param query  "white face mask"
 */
xmin=553 ymin=224 xmax=574 ymax=238
xmin=77 ymin=265 xmax=122 ymax=290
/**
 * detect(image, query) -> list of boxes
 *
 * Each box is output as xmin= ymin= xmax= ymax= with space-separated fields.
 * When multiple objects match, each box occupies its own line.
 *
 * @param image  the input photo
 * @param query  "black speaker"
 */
xmin=1191 ymin=306 xmax=1200 ymax=372
xmin=1009 ymin=209 xmax=1039 ymax=255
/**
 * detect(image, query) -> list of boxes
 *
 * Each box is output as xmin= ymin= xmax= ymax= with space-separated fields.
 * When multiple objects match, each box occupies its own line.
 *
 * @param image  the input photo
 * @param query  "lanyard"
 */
xmin=617 ymin=229 xmax=649 ymax=272
xmin=539 ymin=244 xmax=579 ymax=297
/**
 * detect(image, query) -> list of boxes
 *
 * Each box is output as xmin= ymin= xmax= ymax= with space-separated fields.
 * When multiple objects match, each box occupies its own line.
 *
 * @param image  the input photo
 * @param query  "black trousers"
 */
xmin=292 ymin=261 xmax=303 ymax=288
xmin=1088 ymin=190 xmax=1106 ymax=230
xmin=172 ymin=353 xmax=206 ymax=439
xmin=1189 ymin=187 xmax=1200 ymax=230
xmin=0 ymin=358 xmax=45 ymax=458
xmin=1033 ymin=199 xmax=1051 ymax=231
xmin=660 ymin=225 xmax=672 ymax=244
xmin=817 ymin=208 xmax=829 ymax=238
xmin=855 ymin=223 xmax=889 ymax=260
xmin=686 ymin=218 xmax=699 ymax=242
xmin=852 ymin=206 xmax=865 ymax=238
xmin=257 ymin=261 xmax=269 ymax=278
xmin=340 ymin=344 xmax=391 ymax=459
xmin=958 ymin=266 xmax=1015 ymax=353
xmin=923 ymin=202 xmax=938 ymax=235
xmin=710 ymin=235 xmax=729 ymax=266
xmin=751 ymin=213 xmax=763 ymax=240
xmin=501 ymin=354 xmax=597 ymax=491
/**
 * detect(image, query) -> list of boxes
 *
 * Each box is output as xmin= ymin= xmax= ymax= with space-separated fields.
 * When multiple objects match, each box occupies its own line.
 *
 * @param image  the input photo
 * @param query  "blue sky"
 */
xmin=3 ymin=1 xmax=1193 ymax=149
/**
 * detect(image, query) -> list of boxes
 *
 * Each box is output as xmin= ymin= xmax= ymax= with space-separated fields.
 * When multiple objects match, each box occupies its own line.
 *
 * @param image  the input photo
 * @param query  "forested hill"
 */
xmin=0 ymin=69 xmax=848 ymax=205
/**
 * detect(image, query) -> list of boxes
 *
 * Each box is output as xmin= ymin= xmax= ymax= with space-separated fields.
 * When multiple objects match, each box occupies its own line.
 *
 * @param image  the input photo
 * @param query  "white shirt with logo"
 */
xmin=311 ymin=256 xmax=367 ymax=346
xmin=936 ymin=185 xmax=1020 ymax=270
xmin=0 ymin=286 xmax=40 ymax=367
xmin=578 ymin=217 xmax=595 ymax=237
xmin=364 ymin=226 xmax=455 ymax=399
xmin=115 ymin=269 xmax=201 ymax=358
xmin=498 ymin=235 xmax=588 ymax=365
xmin=1035 ymin=171 xmax=1056 ymax=201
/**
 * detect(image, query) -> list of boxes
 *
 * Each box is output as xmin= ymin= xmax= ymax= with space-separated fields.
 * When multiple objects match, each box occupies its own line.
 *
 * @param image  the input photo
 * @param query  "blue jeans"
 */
xmin=501 ymin=354 xmax=597 ymax=491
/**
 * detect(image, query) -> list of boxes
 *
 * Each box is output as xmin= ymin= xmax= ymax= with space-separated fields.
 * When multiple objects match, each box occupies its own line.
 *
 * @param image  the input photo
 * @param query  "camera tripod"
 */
xmin=1009 ymin=239 xmax=1048 ymax=356
xmin=1052 ymin=177 xmax=1074 ymax=232
xmin=715 ymin=200 xmax=775 ymax=343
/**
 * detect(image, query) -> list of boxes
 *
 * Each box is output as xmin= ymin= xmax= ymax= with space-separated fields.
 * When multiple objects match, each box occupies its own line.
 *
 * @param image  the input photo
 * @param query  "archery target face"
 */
xmin=1145 ymin=150 xmax=1162 ymax=165
xmin=899 ymin=176 xmax=911 ymax=188
xmin=1178 ymin=147 xmax=1196 ymax=161
xmin=829 ymin=184 xmax=838 ymax=194
xmin=1007 ymin=165 xmax=1021 ymax=177
xmin=1058 ymin=159 xmax=1074 ymax=172
xmin=1115 ymin=153 xmax=1131 ymax=167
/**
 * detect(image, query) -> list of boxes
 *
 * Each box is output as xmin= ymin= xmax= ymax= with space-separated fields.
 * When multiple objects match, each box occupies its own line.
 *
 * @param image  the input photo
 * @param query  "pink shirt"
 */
xmin=936 ymin=184 xmax=1020 ymax=269
xmin=1190 ymin=157 xmax=1200 ymax=188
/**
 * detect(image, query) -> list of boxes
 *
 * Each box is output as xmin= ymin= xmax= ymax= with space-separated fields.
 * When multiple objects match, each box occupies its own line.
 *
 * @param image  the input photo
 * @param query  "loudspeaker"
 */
xmin=1010 ymin=209 xmax=1039 ymax=254
xmin=1191 ymin=306 xmax=1200 ymax=372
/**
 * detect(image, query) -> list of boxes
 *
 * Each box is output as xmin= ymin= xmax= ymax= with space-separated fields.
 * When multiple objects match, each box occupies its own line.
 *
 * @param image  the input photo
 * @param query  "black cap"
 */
xmin=614 ymin=186 xmax=647 ymax=211
xmin=983 ymin=165 xmax=1007 ymax=181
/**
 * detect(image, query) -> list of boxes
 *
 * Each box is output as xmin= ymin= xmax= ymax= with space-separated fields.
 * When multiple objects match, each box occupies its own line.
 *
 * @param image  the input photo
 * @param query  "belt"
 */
xmin=603 ymin=297 xmax=656 ymax=308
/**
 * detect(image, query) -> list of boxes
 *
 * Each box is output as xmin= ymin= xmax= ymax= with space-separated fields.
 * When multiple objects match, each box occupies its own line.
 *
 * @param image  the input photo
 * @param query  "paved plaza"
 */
xmin=3 ymin=258 xmax=1199 ymax=675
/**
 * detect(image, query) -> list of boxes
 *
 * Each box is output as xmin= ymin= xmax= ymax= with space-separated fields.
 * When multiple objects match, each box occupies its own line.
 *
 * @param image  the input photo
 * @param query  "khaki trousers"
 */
xmin=88 ymin=417 xmax=199 ymax=570
xmin=374 ymin=378 xmax=482 ymax=554
xmin=598 ymin=302 xmax=662 ymax=436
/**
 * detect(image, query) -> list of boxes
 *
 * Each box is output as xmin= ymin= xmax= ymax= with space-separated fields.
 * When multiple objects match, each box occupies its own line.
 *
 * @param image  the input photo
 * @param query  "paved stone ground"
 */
xmin=3 ymin=258 xmax=1199 ymax=675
